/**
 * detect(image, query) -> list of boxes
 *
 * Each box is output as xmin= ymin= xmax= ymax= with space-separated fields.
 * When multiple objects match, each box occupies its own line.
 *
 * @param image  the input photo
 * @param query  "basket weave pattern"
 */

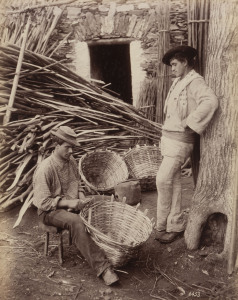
xmin=78 ymin=150 xmax=129 ymax=192
xmin=124 ymin=145 xmax=162 ymax=191
xmin=80 ymin=197 xmax=153 ymax=267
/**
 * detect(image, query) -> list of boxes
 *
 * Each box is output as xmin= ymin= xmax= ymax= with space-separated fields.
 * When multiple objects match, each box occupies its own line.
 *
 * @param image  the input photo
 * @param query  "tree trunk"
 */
xmin=184 ymin=0 xmax=238 ymax=259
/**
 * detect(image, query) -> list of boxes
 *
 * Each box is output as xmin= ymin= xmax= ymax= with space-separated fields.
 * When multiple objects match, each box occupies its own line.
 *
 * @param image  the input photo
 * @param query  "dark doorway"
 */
xmin=89 ymin=43 xmax=132 ymax=104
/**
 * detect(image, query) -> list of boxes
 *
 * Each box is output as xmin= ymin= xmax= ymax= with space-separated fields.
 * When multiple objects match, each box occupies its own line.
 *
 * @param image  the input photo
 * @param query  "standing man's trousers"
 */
xmin=156 ymin=136 xmax=194 ymax=232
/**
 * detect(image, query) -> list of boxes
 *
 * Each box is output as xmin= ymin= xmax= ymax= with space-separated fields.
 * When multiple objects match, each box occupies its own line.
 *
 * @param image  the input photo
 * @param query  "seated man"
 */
xmin=33 ymin=125 xmax=119 ymax=286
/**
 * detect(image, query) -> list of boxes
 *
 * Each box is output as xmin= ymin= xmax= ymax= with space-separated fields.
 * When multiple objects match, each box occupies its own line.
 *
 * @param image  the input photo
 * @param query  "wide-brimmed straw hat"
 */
xmin=51 ymin=126 xmax=80 ymax=146
xmin=162 ymin=45 xmax=197 ymax=66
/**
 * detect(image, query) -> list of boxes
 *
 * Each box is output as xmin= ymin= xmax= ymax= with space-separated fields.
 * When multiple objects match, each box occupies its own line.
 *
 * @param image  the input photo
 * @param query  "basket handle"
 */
xmin=88 ymin=207 xmax=92 ymax=225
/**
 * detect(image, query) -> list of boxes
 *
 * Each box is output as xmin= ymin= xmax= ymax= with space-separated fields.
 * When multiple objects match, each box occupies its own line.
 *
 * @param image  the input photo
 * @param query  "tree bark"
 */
xmin=184 ymin=0 xmax=238 ymax=259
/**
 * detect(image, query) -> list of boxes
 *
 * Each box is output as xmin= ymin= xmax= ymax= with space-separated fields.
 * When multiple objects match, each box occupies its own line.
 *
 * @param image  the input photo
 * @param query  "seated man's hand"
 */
xmin=58 ymin=197 xmax=93 ymax=211
xmin=68 ymin=197 xmax=93 ymax=211
xmin=76 ymin=197 xmax=93 ymax=211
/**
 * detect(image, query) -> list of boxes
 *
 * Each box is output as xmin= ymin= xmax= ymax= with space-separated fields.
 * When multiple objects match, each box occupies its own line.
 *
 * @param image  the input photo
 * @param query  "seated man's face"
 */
xmin=56 ymin=142 xmax=74 ymax=161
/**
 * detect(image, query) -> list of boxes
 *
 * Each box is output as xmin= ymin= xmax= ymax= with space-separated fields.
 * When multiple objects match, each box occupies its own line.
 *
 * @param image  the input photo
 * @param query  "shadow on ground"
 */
xmin=0 ymin=177 xmax=237 ymax=300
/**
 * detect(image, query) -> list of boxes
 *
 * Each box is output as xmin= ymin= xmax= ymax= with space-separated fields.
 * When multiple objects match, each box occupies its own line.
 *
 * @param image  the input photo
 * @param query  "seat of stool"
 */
xmin=39 ymin=222 xmax=62 ymax=233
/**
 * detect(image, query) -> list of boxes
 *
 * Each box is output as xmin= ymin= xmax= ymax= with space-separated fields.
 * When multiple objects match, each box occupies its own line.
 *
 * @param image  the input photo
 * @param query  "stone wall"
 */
xmin=53 ymin=0 xmax=187 ymax=74
xmin=50 ymin=0 xmax=188 ymax=105
xmin=170 ymin=0 xmax=188 ymax=47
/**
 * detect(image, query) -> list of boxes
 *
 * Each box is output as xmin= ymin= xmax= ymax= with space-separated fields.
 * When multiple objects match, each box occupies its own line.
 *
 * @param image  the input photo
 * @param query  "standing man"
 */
xmin=33 ymin=126 xmax=119 ymax=285
xmin=155 ymin=46 xmax=218 ymax=243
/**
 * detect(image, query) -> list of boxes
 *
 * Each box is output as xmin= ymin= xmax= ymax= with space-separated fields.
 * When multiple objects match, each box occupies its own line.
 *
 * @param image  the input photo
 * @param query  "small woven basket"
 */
xmin=80 ymin=196 xmax=153 ymax=267
xmin=124 ymin=145 xmax=162 ymax=191
xmin=78 ymin=150 xmax=129 ymax=192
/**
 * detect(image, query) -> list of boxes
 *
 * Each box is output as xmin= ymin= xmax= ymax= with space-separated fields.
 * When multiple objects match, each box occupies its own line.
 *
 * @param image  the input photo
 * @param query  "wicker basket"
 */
xmin=80 ymin=196 xmax=153 ymax=267
xmin=124 ymin=145 xmax=162 ymax=191
xmin=78 ymin=150 xmax=129 ymax=192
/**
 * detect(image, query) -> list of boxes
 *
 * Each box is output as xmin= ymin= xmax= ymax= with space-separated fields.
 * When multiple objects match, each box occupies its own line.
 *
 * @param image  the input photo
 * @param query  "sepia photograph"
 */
xmin=0 ymin=0 xmax=237 ymax=299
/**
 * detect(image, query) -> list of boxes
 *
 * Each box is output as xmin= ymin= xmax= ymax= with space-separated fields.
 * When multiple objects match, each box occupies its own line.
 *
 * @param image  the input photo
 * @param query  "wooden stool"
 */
xmin=39 ymin=222 xmax=72 ymax=265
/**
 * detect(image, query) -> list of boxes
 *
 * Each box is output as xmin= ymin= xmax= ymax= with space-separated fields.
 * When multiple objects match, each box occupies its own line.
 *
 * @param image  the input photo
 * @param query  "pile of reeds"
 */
xmin=0 ymin=1 xmax=71 ymax=62
xmin=187 ymin=0 xmax=210 ymax=76
xmin=0 ymin=44 xmax=162 ymax=212
xmin=136 ymin=76 xmax=157 ymax=122
xmin=136 ymin=0 xmax=171 ymax=126
xmin=155 ymin=0 xmax=171 ymax=124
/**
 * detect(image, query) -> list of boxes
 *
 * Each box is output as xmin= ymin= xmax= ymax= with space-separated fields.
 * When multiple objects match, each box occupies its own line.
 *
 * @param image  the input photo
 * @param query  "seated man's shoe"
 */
xmin=154 ymin=230 xmax=166 ymax=241
xmin=102 ymin=267 xmax=119 ymax=286
xmin=156 ymin=231 xmax=183 ymax=244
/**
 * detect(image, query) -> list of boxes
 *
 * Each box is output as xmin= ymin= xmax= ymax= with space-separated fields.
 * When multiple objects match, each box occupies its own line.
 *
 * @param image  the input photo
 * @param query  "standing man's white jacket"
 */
xmin=163 ymin=70 xmax=218 ymax=135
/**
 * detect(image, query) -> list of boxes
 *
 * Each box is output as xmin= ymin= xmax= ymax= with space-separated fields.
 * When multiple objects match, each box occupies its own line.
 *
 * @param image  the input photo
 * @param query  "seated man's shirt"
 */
xmin=33 ymin=153 xmax=84 ymax=215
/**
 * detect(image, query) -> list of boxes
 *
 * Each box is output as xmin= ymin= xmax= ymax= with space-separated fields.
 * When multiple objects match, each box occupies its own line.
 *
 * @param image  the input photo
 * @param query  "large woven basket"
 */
xmin=124 ymin=145 xmax=162 ymax=191
xmin=78 ymin=150 xmax=129 ymax=192
xmin=80 ymin=196 xmax=153 ymax=267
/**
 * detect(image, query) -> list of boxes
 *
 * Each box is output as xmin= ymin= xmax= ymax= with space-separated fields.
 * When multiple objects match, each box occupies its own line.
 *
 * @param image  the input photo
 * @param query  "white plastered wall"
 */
xmin=129 ymin=41 xmax=147 ymax=106
xmin=74 ymin=41 xmax=90 ymax=81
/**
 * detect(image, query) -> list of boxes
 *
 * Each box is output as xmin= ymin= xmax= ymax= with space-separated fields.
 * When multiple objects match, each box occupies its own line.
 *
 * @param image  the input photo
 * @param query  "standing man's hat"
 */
xmin=51 ymin=126 xmax=80 ymax=146
xmin=162 ymin=45 xmax=197 ymax=66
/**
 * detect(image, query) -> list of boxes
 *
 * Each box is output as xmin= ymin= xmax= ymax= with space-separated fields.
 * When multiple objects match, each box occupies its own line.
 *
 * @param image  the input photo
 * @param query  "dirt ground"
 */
xmin=0 ymin=176 xmax=237 ymax=300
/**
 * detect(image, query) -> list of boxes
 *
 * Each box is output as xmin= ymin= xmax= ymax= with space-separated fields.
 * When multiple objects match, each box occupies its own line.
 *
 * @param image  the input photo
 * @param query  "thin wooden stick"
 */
xmin=4 ymin=0 xmax=78 ymax=15
xmin=3 ymin=17 xmax=31 ymax=125
xmin=188 ymin=20 xmax=209 ymax=23
xmin=156 ymin=0 xmax=170 ymax=124
xmin=227 ymin=147 xmax=238 ymax=274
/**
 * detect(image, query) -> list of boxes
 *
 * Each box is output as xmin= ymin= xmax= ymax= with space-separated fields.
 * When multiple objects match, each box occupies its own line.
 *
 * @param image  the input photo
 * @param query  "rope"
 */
xmin=188 ymin=20 xmax=209 ymax=23
xmin=158 ymin=30 xmax=170 ymax=32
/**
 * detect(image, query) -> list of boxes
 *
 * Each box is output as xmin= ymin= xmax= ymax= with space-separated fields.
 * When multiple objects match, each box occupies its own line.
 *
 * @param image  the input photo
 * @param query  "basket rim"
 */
xmin=80 ymin=199 xmax=153 ymax=248
xmin=123 ymin=145 xmax=161 ymax=181
xmin=124 ymin=144 xmax=161 ymax=158
xmin=78 ymin=149 xmax=129 ymax=192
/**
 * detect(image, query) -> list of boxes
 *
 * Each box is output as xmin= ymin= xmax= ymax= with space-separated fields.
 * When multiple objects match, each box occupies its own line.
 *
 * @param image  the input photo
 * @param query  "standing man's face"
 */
xmin=170 ymin=58 xmax=187 ymax=78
